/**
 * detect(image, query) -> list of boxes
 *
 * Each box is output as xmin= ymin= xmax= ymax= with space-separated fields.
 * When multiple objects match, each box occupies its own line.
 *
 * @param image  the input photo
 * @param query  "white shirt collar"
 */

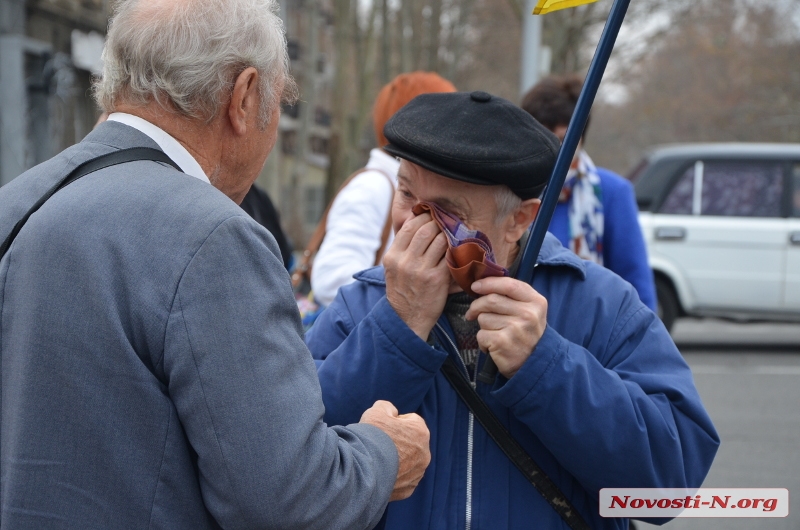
xmin=106 ymin=112 xmax=210 ymax=184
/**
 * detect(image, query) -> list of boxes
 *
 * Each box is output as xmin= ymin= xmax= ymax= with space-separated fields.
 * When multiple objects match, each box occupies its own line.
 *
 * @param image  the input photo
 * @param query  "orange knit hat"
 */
xmin=373 ymin=72 xmax=456 ymax=148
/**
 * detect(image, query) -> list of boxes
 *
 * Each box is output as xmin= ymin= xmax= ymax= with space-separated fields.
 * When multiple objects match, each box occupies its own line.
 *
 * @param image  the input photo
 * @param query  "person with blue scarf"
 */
xmin=521 ymin=75 xmax=657 ymax=311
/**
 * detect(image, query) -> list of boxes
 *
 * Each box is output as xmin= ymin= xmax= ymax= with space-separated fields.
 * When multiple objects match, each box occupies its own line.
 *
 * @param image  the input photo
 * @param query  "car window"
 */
xmin=659 ymin=161 xmax=784 ymax=217
xmin=626 ymin=159 xmax=649 ymax=184
xmin=701 ymin=161 xmax=784 ymax=217
xmin=659 ymin=165 xmax=694 ymax=215
xmin=794 ymin=164 xmax=800 ymax=218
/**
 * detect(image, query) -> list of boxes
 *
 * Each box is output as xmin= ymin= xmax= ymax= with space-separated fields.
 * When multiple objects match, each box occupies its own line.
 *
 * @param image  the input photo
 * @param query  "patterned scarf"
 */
xmin=443 ymin=292 xmax=482 ymax=372
xmin=558 ymin=150 xmax=604 ymax=264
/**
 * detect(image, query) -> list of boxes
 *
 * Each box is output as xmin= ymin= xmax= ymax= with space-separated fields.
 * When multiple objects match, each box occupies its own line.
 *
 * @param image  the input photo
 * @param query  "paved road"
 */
xmin=637 ymin=318 xmax=800 ymax=530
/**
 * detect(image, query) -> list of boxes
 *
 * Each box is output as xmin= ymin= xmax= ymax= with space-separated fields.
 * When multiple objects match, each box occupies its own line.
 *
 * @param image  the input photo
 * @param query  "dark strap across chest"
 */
xmin=0 ymin=147 xmax=180 ymax=260
xmin=440 ymin=355 xmax=591 ymax=530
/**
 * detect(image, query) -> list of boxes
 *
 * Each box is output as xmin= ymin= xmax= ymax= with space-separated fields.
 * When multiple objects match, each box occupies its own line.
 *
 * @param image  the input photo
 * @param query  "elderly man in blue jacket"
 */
xmin=307 ymin=91 xmax=719 ymax=529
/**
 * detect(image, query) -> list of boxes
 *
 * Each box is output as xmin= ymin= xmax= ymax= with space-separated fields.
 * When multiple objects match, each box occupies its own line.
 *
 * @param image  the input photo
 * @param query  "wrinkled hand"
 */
xmin=360 ymin=400 xmax=431 ymax=501
xmin=383 ymin=213 xmax=450 ymax=340
xmin=465 ymin=277 xmax=548 ymax=379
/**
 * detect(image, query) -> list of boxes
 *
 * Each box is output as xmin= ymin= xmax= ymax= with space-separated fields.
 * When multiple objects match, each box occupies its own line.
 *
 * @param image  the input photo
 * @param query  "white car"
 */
xmin=632 ymin=143 xmax=800 ymax=331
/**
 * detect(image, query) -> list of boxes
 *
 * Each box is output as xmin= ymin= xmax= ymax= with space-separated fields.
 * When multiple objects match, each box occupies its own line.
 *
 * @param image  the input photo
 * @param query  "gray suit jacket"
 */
xmin=0 ymin=122 xmax=397 ymax=529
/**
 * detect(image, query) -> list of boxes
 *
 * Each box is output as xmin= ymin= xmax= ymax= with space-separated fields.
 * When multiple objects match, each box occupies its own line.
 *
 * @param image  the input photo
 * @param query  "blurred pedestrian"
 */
xmin=521 ymin=74 xmax=657 ymax=310
xmin=302 ymin=71 xmax=456 ymax=307
xmin=0 ymin=0 xmax=430 ymax=528
xmin=240 ymin=183 xmax=293 ymax=269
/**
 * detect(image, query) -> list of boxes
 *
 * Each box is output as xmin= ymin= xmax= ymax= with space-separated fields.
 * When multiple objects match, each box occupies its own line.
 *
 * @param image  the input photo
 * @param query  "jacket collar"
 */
xmin=354 ymin=232 xmax=587 ymax=287
xmin=83 ymin=120 xmax=164 ymax=152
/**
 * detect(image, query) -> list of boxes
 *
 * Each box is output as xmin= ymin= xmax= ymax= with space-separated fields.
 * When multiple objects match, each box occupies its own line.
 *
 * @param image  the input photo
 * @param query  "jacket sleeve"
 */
xmin=307 ymin=294 xmax=447 ymax=426
xmin=163 ymin=215 xmax=397 ymax=530
xmin=311 ymin=171 xmax=394 ymax=307
xmin=491 ymin=289 xmax=719 ymax=497
xmin=599 ymin=168 xmax=658 ymax=310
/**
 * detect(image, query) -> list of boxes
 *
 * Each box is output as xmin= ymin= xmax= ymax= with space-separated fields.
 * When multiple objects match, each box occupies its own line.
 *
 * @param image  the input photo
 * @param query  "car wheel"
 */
xmin=655 ymin=277 xmax=679 ymax=332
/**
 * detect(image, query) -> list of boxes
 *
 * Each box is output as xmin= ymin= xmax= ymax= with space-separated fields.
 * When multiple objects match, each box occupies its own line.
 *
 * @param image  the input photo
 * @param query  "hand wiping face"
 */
xmin=412 ymin=201 xmax=508 ymax=297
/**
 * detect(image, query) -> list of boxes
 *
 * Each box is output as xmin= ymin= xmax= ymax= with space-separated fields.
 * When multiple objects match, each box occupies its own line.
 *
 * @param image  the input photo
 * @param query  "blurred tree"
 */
xmin=326 ymin=0 xmax=377 ymax=202
xmin=539 ymin=0 xmax=606 ymax=74
xmin=322 ymin=0 xmax=795 ymax=204
xmin=327 ymin=0 xmax=482 ymax=196
xmin=588 ymin=0 xmax=800 ymax=174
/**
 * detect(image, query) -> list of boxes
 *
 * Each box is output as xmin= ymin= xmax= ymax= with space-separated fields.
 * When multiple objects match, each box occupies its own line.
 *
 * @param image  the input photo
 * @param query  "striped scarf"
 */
xmin=558 ymin=150 xmax=604 ymax=264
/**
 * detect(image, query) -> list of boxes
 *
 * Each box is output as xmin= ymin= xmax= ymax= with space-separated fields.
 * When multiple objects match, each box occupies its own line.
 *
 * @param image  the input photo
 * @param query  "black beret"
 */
xmin=383 ymin=91 xmax=561 ymax=199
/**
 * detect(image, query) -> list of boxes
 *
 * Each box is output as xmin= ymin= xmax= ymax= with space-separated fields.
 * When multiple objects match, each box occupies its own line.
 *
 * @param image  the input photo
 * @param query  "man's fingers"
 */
xmin=475 ymin=328 xmax=501 ymax=355
xmin=471 ymin=277 xmax=537 ymax=302
xmin=392 ymin=212 xmax=432 ymax=251
xmin=405 ymin=220 xmax=443 ymax=257
xmin=372 ymin=400 xmax=399 ymax=417
xmin=475 ymin=312 xmax=508 ymax=331
xmin=376 ymin=410 xmax=431 ymax=502
xmin=476 ymin=329 xmax=517 ymax=357
xmin=466 ymin=293 xmax=525 ymax=320
xmin=420 ymin=232 xmax=448 ymax=267
xmin=390 ymin=488 xmax=413 ymax=502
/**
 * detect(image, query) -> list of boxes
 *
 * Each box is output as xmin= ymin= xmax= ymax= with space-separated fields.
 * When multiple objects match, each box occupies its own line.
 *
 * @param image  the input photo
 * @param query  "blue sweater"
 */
xmin=549 ymin=167 xmax=657 ymax=310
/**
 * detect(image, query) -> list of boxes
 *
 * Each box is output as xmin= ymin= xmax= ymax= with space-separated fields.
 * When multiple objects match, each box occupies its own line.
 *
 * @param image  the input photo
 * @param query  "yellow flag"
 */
xmin=534 ymin=0 xmax=598 ymax=15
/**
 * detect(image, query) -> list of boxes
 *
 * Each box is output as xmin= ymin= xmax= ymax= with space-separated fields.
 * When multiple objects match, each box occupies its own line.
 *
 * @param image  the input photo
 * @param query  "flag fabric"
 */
xmin=534 ymin=0 xmax=598 ymax=15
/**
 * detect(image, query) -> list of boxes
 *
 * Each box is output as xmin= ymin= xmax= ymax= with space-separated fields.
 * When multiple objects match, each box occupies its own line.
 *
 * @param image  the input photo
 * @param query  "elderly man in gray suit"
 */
xmin=0 ymin=0 xmax=430 ymax=528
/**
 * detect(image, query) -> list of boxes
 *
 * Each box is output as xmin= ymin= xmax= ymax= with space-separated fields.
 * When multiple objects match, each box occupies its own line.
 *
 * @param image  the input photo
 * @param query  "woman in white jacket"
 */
xmin=311 ymin=72 xmax=456 ymax=306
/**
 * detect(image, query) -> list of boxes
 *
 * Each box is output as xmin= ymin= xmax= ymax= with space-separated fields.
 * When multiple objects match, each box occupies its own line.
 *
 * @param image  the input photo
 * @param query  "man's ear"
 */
xmin=228 ymin=67 xmax=260 ymax=136
xmin=505 ymin=198 xmax=540 ymax=244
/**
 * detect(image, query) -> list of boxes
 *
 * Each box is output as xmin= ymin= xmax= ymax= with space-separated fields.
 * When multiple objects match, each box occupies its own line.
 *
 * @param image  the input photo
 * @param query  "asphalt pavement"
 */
xmin=637 ymin=318 xmax=800 ymax=530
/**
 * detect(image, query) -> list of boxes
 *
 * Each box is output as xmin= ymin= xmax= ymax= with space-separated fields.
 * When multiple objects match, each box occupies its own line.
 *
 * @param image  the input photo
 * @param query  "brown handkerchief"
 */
xmin=413 ymin=201 xmax=508 ymax=296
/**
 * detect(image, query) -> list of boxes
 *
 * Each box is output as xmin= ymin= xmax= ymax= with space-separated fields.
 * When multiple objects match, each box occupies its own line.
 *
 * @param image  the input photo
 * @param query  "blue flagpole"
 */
xmin=478 ymin=0 xmax=632 ymax=384
xmin=515 ymin=0 xmax=632 ymax=285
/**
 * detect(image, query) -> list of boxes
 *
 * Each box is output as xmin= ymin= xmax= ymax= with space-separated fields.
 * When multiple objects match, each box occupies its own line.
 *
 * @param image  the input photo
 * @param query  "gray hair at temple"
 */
xmin=495 ymin=185 xmax=523 ymax=223
xmin=94 ymin=0 xmax=298 ymax=127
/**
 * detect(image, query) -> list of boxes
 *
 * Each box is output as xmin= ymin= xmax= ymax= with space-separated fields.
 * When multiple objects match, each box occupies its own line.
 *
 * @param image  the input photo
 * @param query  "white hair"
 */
xmin=94 ymin=0 xmax=298 ymax=126
xmin=494 ymin=185 xmax=523 ymax=223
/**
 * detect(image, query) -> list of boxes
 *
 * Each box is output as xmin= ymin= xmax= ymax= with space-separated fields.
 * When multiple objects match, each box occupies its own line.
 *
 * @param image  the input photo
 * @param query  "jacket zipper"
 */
xmin=435 ymin=323 xmax=475 ymax=530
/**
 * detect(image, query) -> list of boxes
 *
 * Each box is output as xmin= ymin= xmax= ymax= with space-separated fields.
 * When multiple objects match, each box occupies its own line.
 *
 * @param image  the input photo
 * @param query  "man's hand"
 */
xmin=383 ymin=213 xmax=450 ymax=340
xmin=360 ymin=400 xmax=431 ymax=501
xmin=465 ymin=277 xmax=548 ymax=379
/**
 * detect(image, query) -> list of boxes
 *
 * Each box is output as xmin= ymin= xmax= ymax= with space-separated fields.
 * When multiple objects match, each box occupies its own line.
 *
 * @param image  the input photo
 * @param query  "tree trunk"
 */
xmin=287 ymin=0 xmax=319 ymax=245
xmin=380 ymin=0 xmax=391 ymax=84
xmin=326 ymin=0 xmax=354 ymax=203
xmin=447 ymin=0 xmax=477 ymax=80
xmin=426 ymin=0 xmax=443 ymax=71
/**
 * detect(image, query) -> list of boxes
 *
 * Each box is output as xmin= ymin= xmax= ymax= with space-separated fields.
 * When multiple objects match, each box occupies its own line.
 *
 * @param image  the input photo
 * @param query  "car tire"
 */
xmin=655 ymin=277 xmax=679 ymax=332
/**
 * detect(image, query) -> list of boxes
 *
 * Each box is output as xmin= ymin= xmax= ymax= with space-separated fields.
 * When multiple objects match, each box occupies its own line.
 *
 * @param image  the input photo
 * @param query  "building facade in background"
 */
xmin=265 ymin=0 xmax=335 ymax=247
xmin=0 ymin=0 xmax=107 ymax=187
xmin=0 ymin=0 xmax=336 ymax=249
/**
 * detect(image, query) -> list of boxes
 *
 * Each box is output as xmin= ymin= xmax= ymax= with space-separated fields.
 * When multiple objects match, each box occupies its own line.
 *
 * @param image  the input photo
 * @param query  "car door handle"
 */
xmin=655 ymin=227 xmax=686 ymax=241
xmin=790 ymin=232 xmax=800 ymax=245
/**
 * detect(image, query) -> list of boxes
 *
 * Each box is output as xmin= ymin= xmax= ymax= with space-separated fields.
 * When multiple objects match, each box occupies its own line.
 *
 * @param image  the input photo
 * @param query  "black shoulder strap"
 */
xmin=0 ymin=147 xmax=181 ymax=260
xmin=440 ymin=355 xmax=591 ymax=530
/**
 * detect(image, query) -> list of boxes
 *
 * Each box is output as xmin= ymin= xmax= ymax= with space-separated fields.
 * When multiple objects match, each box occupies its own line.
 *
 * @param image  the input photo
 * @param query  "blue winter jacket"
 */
xmin=307 ymin=234 xmax=719 ymax=530
xmin=549 ymin=167 xmax=657 ymax=311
